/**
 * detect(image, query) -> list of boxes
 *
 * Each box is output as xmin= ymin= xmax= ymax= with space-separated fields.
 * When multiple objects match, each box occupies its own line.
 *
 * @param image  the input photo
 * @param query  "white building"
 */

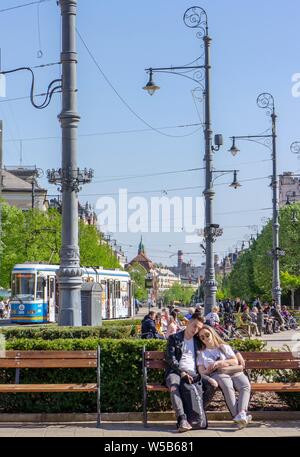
xmin=279 ymin=172 xmax=300 ymax=207
xmin=156 ymin=267 xmax=181 ymax=296
xmin=2 ymin=167 xmax=48 ymax=211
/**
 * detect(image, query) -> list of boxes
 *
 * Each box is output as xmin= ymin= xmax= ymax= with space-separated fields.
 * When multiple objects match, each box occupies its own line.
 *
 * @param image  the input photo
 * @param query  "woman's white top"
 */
xmin=197 ymin=344 xmax=236 ymax=369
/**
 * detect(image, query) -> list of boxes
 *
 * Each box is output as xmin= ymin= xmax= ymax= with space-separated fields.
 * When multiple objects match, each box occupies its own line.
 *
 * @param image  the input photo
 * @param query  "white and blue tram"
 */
xmin=10 ymin=263 xmax=134 ymax=324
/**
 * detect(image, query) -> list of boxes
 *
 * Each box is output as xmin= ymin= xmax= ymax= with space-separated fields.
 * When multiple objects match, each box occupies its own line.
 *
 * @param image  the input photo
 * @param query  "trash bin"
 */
xmin=81 ymin=282 xmax=102 ymax=326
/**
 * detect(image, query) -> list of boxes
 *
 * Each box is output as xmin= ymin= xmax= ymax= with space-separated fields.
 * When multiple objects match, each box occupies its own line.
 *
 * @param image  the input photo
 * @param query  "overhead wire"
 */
xmin=0 ymin=0 xmax=51 ymax=14
xmin=76 ymin=27 xmax=202 ymax=139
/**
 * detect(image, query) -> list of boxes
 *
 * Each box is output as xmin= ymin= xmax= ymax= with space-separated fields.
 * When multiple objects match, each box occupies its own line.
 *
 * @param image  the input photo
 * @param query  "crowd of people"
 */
xmin=0 ymin=299 xmax=10 ymax=319
xmin=140 ymin=298 xmax=298 ymax=341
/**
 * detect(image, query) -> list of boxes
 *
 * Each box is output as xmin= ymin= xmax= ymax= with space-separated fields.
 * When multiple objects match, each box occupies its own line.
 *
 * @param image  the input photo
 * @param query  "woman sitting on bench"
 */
xmin=197 ymin=325 xmax=252 ymax=428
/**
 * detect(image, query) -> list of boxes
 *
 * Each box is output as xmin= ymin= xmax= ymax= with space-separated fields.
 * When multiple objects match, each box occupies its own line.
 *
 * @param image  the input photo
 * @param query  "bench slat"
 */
xmin=2 ymin=351 xmax=97 ymax=359
xmin=0 ymin=383 xmax=97 ymax=393
xmin=251 ymin=383 xmax=300 ymax=392
xmin=0 ymin=360 xmax=97 ymax=368
xmin=242 ymin=352 xmax=297 ymax=361
xmin=145 ymin=351 xmax=298 ymax=361
xmin=145 ymin=352 xmax=165 ymax=360
xmin=145 ymin=361 xmax=167 ymax=369
xmin=146 ymin=382 xmax=300 ymax=393
xmin=246 ymin=361 xmax=300 ymax=369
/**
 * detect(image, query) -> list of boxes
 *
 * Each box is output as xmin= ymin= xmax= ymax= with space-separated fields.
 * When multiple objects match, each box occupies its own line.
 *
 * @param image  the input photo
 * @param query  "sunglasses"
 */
xmin=200 ymin=332 xmax=211 ymax=340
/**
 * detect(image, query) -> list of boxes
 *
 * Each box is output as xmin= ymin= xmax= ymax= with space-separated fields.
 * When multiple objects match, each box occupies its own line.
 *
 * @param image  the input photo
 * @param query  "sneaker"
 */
xmin=247 ymin=414 xmax=252 ymax=423
xmin=233 ymin=411 xmax=248 ymax=428
xmin=178 ymin=419 xmax=192 ymax=433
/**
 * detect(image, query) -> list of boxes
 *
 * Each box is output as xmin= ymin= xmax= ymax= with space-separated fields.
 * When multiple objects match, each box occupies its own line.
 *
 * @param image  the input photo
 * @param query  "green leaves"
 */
xmin=126 ymin=263 xmax=147 ymax=301
xmin=0 ymin=205 xmax=121 ymax=288
xmin=224 ymin=202 xmax=300 ymax=301
xmin=163 ymin=282 xmax=194 ymax=305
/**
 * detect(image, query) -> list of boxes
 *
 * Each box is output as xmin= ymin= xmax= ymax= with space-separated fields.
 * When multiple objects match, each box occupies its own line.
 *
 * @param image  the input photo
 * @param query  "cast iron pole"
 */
xmin=58 ymin=0 xmax=82 ymax=326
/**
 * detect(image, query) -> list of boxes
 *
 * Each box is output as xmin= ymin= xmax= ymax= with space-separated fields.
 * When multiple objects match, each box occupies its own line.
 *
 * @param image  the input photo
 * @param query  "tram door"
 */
xmin=47 ymin=276 xmax=56 ymax=322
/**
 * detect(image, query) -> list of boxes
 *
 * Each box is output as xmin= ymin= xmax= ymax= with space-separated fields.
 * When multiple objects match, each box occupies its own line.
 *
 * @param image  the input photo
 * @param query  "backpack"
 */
xmin=179 ymin=378 xmax=208 ymax=429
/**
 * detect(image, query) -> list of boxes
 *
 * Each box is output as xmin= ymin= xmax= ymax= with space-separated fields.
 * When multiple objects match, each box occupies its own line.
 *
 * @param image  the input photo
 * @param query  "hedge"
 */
xmin=102 ymin=319 xmax=141 ymax=327
xmin=0 ymin=325 xmax=135 ymax=340
xmin=0 ymin=338 xmax=265 ymax=414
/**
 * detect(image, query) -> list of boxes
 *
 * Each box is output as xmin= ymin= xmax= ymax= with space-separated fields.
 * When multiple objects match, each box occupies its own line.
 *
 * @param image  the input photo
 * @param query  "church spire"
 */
xmin=138 ymin=236 xmax=145 ymax=255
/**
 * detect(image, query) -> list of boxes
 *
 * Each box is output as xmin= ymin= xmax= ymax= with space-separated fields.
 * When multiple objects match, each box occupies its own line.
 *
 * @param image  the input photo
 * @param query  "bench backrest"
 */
xmin=143 ymin=351 xmax=300 ymax=370
xmin=0 ymin=351 xmax=97 ymax=368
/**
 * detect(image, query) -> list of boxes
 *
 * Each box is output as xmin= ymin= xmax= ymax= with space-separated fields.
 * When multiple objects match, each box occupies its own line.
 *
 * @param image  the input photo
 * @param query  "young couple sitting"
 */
xmin=165 ymin=313 xmax=251 ymax=432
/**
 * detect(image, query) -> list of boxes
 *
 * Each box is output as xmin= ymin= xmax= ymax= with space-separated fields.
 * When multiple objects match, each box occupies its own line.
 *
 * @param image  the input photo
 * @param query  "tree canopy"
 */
xmin=223 ymin=203 xmax=300 ymax=302
xmin=163 ymin=282 xmax=194 ymax=306
xmin=0 ymin=203 xmax=120 ymax=288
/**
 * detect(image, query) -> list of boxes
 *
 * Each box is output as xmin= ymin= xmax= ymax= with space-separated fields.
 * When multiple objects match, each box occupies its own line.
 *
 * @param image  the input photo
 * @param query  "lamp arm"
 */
xmin=147 ymin=68 xmax=205 ymax=86
xmin=231 ymin=136 xmax=272 ymax=151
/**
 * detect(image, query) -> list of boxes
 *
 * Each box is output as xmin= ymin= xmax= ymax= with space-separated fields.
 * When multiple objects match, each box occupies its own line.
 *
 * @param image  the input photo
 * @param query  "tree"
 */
xmin=223 ymin=202 xmax=300 ymax=302
xmin=163 ymin=282 xmax=194 ymax=306
xmin=280 ymin=271 xmax=300 ymax=309
xmin=126 ymin=262 xmax=147 ymax=302
xmin=0 ymin=204 xmax=121 ymax=288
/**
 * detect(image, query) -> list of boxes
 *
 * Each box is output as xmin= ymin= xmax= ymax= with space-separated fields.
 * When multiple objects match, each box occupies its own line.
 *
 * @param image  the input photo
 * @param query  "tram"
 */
xmin=10 ymin=263 xmax=134 ymax=324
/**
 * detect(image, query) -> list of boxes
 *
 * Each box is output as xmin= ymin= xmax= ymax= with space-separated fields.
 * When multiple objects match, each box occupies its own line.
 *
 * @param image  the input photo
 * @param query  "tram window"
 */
xmin=115 ymin=281 xmax=120 ymax=299
xmin=12 ymin=273 xmax=35 ymax=298
xmin=36 ymin=276 xmax=45 ymax=300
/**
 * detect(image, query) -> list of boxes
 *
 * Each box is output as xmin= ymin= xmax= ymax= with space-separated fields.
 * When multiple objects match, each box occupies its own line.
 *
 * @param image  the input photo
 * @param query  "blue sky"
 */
xmin=0 ymin=0 xmax=299 ymax=267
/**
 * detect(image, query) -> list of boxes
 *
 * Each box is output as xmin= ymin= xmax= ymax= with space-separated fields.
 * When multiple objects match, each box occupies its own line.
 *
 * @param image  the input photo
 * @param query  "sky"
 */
xmin=0 ymin=0 xmax=299 ymax=268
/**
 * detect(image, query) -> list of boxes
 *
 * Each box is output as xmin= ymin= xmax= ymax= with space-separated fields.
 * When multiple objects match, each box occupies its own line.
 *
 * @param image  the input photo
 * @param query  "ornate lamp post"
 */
xmin=1 ymin=1 xmax=93 ymax=326
xmin=229 ymin=93 xmax=284 ymax=305
xmin=46 ymin=0 xmax=93 ymax=326
xmin=143 ymin=7 xmax=240 ymax=313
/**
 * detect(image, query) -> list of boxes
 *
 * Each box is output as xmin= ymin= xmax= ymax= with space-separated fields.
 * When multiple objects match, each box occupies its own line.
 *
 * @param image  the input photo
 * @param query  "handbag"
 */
xmin=216 ymin=365 xmax=244 ymax=375
xmin=216 ymin=345 xmax=244 ymax=375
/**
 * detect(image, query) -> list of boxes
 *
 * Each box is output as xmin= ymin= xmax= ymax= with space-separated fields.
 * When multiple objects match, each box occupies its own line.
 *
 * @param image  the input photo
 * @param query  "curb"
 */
xmin=0 ymin=411 xmax=299 ymax=423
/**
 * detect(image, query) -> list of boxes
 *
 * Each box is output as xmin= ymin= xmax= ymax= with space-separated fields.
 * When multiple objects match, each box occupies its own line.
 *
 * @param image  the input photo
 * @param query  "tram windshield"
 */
xmin=11 ymin=273 xmax=35 ymax=300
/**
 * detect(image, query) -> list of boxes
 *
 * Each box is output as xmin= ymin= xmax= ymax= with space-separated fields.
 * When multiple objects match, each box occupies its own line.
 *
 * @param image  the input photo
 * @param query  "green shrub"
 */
xmin=102 ymin=319 xmax=141 ymax=327
xmin=0 ymin=326 xmax=133 ymax=340
xmin=0 ymin=338 xmax=264 ymax=413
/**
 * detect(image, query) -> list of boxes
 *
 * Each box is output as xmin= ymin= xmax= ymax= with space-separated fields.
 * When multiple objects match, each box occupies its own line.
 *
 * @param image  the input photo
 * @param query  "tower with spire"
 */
xmin=138 ymin=236 xmax=145 ymax=255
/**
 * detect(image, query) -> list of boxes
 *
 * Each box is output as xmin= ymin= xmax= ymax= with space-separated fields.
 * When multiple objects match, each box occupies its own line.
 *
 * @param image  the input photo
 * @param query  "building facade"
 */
xmin=279 ymin=172 xmax=300 ymax=207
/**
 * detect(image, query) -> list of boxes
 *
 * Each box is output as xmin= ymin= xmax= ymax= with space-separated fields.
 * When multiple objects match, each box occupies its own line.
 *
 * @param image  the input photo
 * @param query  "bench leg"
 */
xmin=96 ymin=345 xmax=101 ymax=428
xmin=142 ymin=346 xmax=150 ymax=428
xmin=143 ymin=387 xmax=148 ymax=428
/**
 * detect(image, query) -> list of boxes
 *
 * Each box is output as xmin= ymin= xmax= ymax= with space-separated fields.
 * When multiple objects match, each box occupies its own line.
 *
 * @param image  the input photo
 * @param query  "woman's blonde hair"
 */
xmin=199 ymin=324 xmax=226 ymax=349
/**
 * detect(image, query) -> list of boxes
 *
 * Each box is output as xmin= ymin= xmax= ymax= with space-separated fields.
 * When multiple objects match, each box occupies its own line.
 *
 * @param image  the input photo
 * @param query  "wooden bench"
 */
xmin=142 ymin=347 xmax=300 ymax=426
xmin=0 ymin=348 xmax=101 ymax=427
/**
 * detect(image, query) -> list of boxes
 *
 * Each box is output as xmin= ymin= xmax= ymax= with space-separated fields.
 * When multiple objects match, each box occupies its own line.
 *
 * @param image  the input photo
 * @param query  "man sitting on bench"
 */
xmin=165 ymin=313 xmax=217 ymax=432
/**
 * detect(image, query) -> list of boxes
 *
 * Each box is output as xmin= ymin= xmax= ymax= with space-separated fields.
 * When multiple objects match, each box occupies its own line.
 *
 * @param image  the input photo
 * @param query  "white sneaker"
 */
xmin=247 ymin=414 xmax=252 ymax=423
xmin=233 ymin=411 xmax=248 ymax=428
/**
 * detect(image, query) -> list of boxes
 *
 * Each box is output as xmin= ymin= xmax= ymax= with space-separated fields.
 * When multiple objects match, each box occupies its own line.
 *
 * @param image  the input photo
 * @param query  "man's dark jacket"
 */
xmin=165 ymin=330 xmax=201 ymax=378
xmin=141 ymin=316 xmax=159 ymax=339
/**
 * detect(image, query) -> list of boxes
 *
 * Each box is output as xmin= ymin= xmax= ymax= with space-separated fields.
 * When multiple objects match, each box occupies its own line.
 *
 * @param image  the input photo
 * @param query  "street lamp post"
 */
xmin=47 ymin=0 xmax=93 ymax=326
xmin=229 ymin=93 xmax=284 ymax=305
xmin=143 ymin=7 xmax=239 ymax=314
xmin=0 ymin=1 xmax=92 ymax=326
